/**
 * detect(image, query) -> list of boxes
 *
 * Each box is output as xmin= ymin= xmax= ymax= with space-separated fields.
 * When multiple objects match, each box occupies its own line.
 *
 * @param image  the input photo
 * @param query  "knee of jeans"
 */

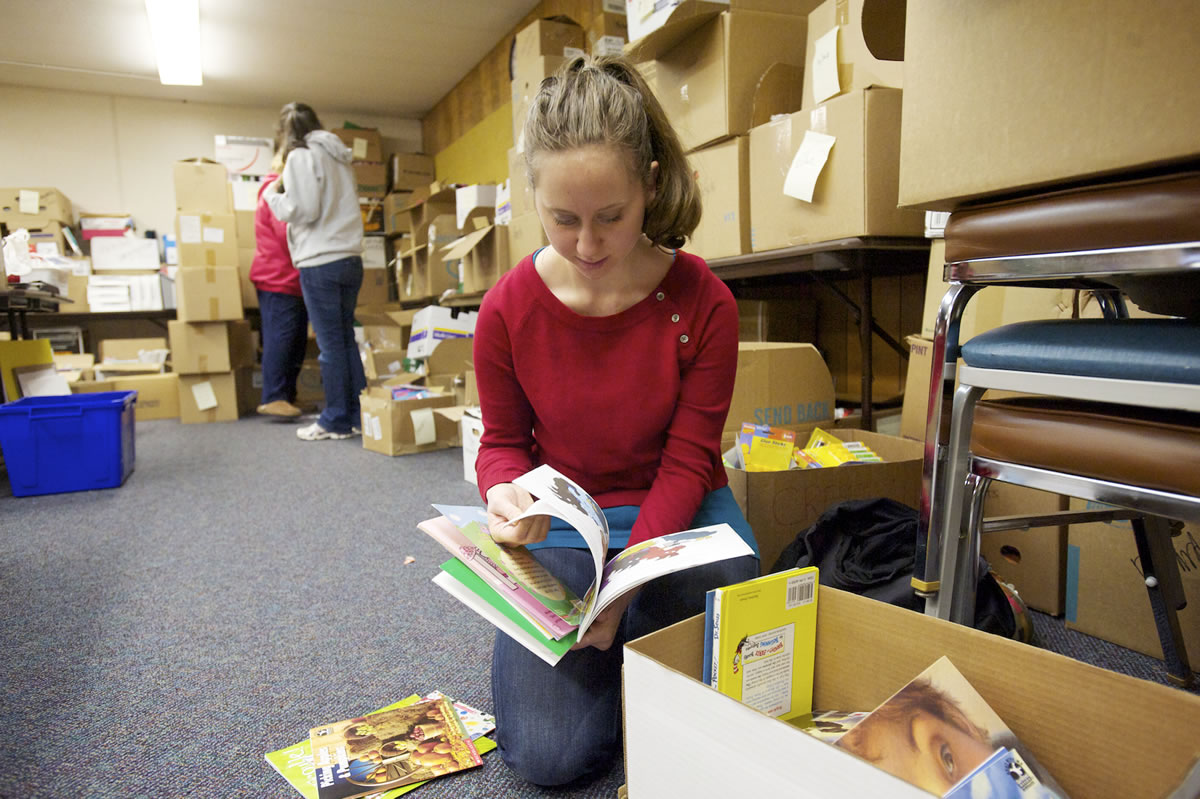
xmin=498 ymin=734 xmax=613 ymax=787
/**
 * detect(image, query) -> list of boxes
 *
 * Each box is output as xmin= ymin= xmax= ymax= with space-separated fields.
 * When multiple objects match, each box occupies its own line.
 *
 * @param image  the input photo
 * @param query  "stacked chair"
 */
xmin=914 ymin=170 xmax=1200 ymax=686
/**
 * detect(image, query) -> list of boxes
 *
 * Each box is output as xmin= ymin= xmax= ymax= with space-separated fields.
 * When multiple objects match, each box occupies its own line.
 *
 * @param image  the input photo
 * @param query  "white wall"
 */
xmin=1 ymin=84 xmax=423 ymax=240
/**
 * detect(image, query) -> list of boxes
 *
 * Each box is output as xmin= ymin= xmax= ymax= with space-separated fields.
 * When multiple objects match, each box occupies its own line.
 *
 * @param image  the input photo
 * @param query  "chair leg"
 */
xmin=948 ymin=472 xmax=990 ymax=625
xmin=1131 ymin=515 xmax=1194 ymax=688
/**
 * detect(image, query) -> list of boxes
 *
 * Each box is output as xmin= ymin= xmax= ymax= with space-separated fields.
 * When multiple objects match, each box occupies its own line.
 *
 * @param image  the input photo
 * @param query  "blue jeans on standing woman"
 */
xmin=491 ymin=487 xmax=760 ymax=787
xmin=297 ymin=256 xmax=366 ymax=433
xmin=256 ymin=289 xmax=309 ymax=405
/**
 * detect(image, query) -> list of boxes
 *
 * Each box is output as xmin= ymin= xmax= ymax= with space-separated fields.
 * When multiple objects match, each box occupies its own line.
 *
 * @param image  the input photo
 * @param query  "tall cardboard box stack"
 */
xmin=235 ymin=202 xmax=257 ymax=310
xmin=172 ymin=158 xmax=250 ymax=423
xmin=391 ymin=183 xmax=461 ymax=303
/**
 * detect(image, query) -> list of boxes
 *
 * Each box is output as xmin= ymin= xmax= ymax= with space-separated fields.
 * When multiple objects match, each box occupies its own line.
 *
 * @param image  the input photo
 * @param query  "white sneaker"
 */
xmin=296 ymin=422 xmax=354 ymax=441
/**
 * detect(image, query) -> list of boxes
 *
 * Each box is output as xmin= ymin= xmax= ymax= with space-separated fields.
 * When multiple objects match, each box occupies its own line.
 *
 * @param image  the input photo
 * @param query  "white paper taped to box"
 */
xmin=410 ymin=407 xmax=436 ymax=446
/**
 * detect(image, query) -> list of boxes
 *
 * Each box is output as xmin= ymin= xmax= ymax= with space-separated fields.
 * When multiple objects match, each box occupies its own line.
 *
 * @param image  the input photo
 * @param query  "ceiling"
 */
xmin=0 ymin=0 xmax=537 ymax=119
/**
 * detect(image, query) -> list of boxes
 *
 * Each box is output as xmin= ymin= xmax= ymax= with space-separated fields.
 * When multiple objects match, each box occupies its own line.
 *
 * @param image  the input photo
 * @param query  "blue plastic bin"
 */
xmin=0 ymin=391 xmax=137 ymax=497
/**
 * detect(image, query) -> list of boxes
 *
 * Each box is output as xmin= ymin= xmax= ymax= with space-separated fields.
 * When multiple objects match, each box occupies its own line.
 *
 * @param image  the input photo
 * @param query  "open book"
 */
xmin=420 ymin=464 xmax=755 ymax=666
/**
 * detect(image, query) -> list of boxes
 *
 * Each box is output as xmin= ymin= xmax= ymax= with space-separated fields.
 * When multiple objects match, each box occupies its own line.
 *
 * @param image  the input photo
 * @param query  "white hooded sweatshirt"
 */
xmin=266 ymin=129 xmax=363 ymax=268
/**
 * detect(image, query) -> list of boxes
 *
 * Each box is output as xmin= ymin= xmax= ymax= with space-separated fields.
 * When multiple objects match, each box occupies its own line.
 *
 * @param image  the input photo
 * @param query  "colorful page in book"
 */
xmin=797 ymin=710 xmax=870 ymax=743
xmin=424 ymin=506 xmax=583 ymax=634
xmin=434 ymin=558 xmax=576 ymax=667
xmin=511 ymin=464 xmax=610 ymax=610
xmin=706 ymin=567 xmax=819 ymax=723
xmin=591 ymin=523 xmax=756 ymax=641
xmin=309 ymin=695 xmax=481 ymax=799
xmin=421 ymin=691 xmax=496 ymax=741
xmin=834 ymin=656 xmax=1068 ymax=799
xmin=266 ymin=696 xmax=498 ymax=799
xmin=943 ymin=746 xmax=1060 ymax=799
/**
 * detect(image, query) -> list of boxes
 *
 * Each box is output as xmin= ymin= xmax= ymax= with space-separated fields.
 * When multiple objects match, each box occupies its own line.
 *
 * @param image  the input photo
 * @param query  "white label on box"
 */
xmin=362 ymin=412 xmax=382 ymax=440
xmin=18 ymin=190 xmax=39 ymax=214
xmin=178 ymin=215 xmax=202 ymax=244
xmin=809 ymin=105 xmax=828 ymax=135
xmin=410 ymin=407 xmax=436 ymax=445
xmin=202 ymin=226 xmax=225 ymax=244
xmin=563 ymin=46 xmax=585 ymax=58
xmin=70 ymin=258 xmax=91 ymax=276
xmin=34 ymin=242 xmax=60 ymax=257
xmin=191 ymin=380 xmax=218 ymax=411
xmin=812 ymin=26 xmax=841 ymax=104
xmin=783 ymin=130 xmax=836 ymax=203
xmin=353 ymin=137 xmax=369 ymax=160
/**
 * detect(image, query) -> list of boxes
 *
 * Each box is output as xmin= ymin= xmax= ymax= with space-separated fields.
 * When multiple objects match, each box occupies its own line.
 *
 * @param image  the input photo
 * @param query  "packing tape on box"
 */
xmin=209 ymin=297 xmax=219 ymax=318
xmin=410 ymin=407 xmax=436 ymax=445
xmin=205 ymin=266 xmax=217 ymax=283
xmin=835 ymin=0 xmax=850 ymax=26
xmin=198 ymin=354 xmax=208 ymax=371
xmin=207 ymin=250 xmax=217 ymax=266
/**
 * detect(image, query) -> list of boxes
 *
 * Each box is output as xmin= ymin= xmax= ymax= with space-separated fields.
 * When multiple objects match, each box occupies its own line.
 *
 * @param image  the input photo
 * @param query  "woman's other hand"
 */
xmin=485 ymin=482 xmax=550 ymax=546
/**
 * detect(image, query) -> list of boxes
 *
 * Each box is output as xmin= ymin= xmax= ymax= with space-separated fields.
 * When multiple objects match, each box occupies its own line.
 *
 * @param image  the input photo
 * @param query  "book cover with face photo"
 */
xmin=833 ymin=656 xmax=1067 ymax=798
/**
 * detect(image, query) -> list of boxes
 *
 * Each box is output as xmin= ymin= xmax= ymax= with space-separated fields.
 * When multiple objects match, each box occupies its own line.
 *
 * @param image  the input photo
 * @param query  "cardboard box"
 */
xmin=90 ymin=237 xmax=160 ymax=272
xmin=506 ymin=148 xmax=534 ymax=217
xmin=97 ymin=337 xmax=167 ymax=363
xmin=332 ymin=127 xmax=383 ymax=162
xmin=0 ymin=187 xmax=72 ymax=228
xmin=237 ymin=252 xmax=258 ymax=309
xmin=174 ymin=158 xmax=232 ymax=213
xmin=687 ymin=136 xmax=749 ymax=260
xmin=976 ymin=483 xmax=1070 ymax=615
xmin=391 ymin=184 xmax=458 ymax=250
xmin=898 ymin=1 xmax=1200 ymax=210
xmin=383 ymin=191 xmax=415 ymax=234
xmin=396 ymin=246 xmax=428 ymax=303
xmin=407 ymin=306 xmax=477 ymax=360
xmin=636 ymin=10 xmax=808 ymax=152
xmin=359 ymin=388 xmax=458 ymax=456
xmin=175 ymin=212 xmax=238 ymax=267
xmin=109 ymin=372 xmax=180 ymax=420
xmin=178 ymin=372 xmax=241 ymax=423
xmin=168 ymin=320 xmax=232 ymax=375
xmin=514 ymin=18 xmax=584 ymax=61
xmin=227 ymin=319 xmax=255 ymax=369
xmin=623 ymin=585 xmax=1200 ymax=799
xmin=625 ymin=0 xmax=808 ymax=45
xmin=736 ymin=298 xmax=817 ymax=343
xmin=801 ymin=0 xmax=904 ymax=109
xmin=724 ymin=341 xmax=835 ymax=445
xmin=362 ymin=347 xmax=410 ymax=381
xmin=391 ymin=153 xmax=435 ymax=193
xmin=749 ymin=88 xmax=924 ymax=252
xmin=898 ymin=334 xmax=932 ymax=442
xmin=1066 ymin=500 xmax=1200 ymax=665
xmin=234 ymin=209 xmax=255 ymax=246
xmin=357 ymin=308 xmax=414 ymax=351
xmin=455 ymin=185 xmax=497 ymax=231
xmin=587 ymin=11 xmax=628 ymax=55
xmin=353 ymin=162 xmax=388 ymax=198
xmin=424 ymin=337 xmax=473 ymax=403
xmin=506 ymin=212 xmax=548 ymax=270
xmin=728 ymin=428 xmax=923 ymax=571
xmin=443 ymin=224 xmax=510 ymax=294
xmin=461 ymin=408 xmax=484 ymax=484
xmin=174 ymin=266 xmax=244 ymax=322
xmin=511 ymin=56 xmax=568 ymax=147
xmin=358 ymin=266 xmax=391 ymax=306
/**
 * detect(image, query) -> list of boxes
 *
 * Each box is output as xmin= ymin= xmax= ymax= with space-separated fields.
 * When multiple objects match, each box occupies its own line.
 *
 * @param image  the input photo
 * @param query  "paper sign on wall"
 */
xmin=192 ymin=380 xmax=218 ymax=411
xmin=783 ymin=131 xmax=837 ymax=203
xmin=411 ymin=407 xmax=436 ymax=446
xmin=812 ymin=27 xmax=841 ymax=104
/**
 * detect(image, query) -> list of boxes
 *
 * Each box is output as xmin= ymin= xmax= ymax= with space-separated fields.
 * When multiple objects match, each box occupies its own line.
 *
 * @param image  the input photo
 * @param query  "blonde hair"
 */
xmin=522 ymin=54 xmax=701 ymax=250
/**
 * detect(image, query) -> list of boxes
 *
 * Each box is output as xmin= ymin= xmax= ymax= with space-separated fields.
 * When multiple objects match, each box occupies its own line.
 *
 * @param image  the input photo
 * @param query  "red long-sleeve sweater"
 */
xmin=248 ymin=174 xmax=302 ymax=297
xmin=473 ymin=250 xmax=738 ymax=548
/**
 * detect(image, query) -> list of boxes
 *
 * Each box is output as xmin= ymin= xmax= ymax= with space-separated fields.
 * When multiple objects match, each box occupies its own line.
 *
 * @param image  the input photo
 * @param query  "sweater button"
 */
xmin=656 ymin=291 xmax=665 ymax=301
xmin=679 ymin=334 xmax=689 ymax=344
xmin=671 ymin=313 xmax=680 ymax=323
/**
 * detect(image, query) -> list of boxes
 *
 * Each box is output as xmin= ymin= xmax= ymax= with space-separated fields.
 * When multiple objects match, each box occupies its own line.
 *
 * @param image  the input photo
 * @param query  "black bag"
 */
xmin=768 ymin=497 xmax=1016 ymax=638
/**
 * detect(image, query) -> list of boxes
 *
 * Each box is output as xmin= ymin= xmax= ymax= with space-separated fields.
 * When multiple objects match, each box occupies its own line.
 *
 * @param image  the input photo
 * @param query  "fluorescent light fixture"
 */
xmin=145 ymin=0 xmax=203 ymax=86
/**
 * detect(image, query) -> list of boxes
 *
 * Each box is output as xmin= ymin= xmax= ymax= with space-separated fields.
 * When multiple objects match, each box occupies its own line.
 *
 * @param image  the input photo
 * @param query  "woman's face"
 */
xmin=532 ymin=144 xmax=656 ymax=281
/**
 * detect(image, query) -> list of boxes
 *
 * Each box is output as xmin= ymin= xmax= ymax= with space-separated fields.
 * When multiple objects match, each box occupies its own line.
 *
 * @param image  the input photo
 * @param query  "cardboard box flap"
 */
xmin=750 ymin=62 xmax=805 ymax=127
xmin=398 ymin=181 xmax=457 ymax=213
xmin=426 ymin=336 xmax=473 ymax=376
xmin=802 ymin=0 xmax=905 ymax=108
xmin=176 ymin=157 xmax=221 ymax=166
xmin=441 ymin=226 xmax=494 ymax=262
xmin=625 ymin=1 xmax=729 ymax=61
xmin=725 ymin=342 xmax=835 ymax=437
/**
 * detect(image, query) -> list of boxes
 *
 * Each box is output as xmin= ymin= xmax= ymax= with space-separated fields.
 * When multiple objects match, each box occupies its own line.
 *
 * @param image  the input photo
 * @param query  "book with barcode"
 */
xmin=702 ymin=567 xmax=819 ymax=724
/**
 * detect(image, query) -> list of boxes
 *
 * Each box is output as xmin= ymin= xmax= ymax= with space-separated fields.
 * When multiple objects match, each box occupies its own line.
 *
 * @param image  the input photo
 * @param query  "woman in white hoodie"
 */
xmin=266 ymin=102 xmax=366 ymax=441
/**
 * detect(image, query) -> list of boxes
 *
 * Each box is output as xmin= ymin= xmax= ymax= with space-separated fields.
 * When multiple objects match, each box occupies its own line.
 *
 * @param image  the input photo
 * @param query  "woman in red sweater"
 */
xmin=473 ymin=54 xmax=760 ymax=788
xmin=250 ymin=153 xmax=308 ymax=418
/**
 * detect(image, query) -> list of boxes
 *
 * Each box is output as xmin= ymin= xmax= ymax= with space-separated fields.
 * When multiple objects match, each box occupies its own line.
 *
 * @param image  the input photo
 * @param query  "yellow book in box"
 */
xmin=704 ymin=567 xmax=819 ymax=725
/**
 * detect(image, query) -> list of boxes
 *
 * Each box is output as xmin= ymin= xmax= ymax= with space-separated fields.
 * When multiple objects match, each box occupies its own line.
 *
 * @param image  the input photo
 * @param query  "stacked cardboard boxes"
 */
xmin=172 ymin=158 xmax=251 ymax=423
xmin=390 ymin=183 xmax=461 ymax=303
xmin=0 ymin=187 xmax=74 ymax=256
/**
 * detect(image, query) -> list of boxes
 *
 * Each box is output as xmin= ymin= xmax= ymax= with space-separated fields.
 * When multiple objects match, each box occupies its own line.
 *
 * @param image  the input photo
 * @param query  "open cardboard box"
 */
xmin=623 ymin=586 xmax=1200 ymax=798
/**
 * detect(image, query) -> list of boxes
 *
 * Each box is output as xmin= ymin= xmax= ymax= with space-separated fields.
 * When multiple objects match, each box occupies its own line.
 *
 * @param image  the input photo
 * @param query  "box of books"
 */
xmin=623 ymin=586 xmax=1200 ymax=799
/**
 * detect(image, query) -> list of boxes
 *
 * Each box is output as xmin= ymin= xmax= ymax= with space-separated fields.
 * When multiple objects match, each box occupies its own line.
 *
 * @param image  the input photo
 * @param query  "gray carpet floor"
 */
xmin=1 ymin=414 xmax=1195 ymax=798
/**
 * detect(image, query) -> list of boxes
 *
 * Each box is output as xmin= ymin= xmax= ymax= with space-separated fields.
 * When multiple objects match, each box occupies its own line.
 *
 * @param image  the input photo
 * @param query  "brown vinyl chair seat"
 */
xmin=944 ymin=171 xmax=1200 ymax=263
xmin=972 ymin=397 xmax=1200 ymax=501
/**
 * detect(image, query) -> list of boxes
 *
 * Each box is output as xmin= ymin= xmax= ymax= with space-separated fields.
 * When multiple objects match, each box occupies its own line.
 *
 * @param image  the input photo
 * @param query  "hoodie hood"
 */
xmin=305 ymin=129 xmax=353 ymax=164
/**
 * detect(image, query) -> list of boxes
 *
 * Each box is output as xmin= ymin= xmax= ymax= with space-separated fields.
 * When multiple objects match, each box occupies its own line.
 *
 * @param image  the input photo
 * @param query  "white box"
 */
xmin=461 ymin=409 xmax=483 ymax=484
xmin=89 ymin=237 xmax=160 ymax=272
xmin=214 ymin=135 xmax=274 ymax=177
xmin=407 ymin=305 xmax=478 ymax=360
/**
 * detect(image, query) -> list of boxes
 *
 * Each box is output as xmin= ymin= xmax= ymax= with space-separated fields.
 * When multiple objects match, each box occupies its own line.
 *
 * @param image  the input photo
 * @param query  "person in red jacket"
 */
xmin=250 ymin=153 xmax=308 ymax=418
xmin=473 ymin=54 xmax=760 ymax=788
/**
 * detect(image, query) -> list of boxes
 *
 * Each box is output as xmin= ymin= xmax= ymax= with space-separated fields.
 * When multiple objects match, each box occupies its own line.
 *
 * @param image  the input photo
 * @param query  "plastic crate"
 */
xmin=0 ymin=391 xmax=136 ymax=497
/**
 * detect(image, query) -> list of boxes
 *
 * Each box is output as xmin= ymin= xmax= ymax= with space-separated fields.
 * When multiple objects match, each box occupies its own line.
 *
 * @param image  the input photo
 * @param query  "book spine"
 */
xmin=709 ymin=588 xmax=723 ymax=688
xmin=702 ymin=589 xmax=716 ymax=686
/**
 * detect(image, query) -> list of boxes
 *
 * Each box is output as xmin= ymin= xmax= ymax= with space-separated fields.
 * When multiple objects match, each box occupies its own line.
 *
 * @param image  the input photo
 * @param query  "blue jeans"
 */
xmin=297 ymin=256 xmax=366 ymax=433
xmin=256 ymin=289 xmax=308 ymax=405
xmin=491 ymin=493 xmax=760 ymax=787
